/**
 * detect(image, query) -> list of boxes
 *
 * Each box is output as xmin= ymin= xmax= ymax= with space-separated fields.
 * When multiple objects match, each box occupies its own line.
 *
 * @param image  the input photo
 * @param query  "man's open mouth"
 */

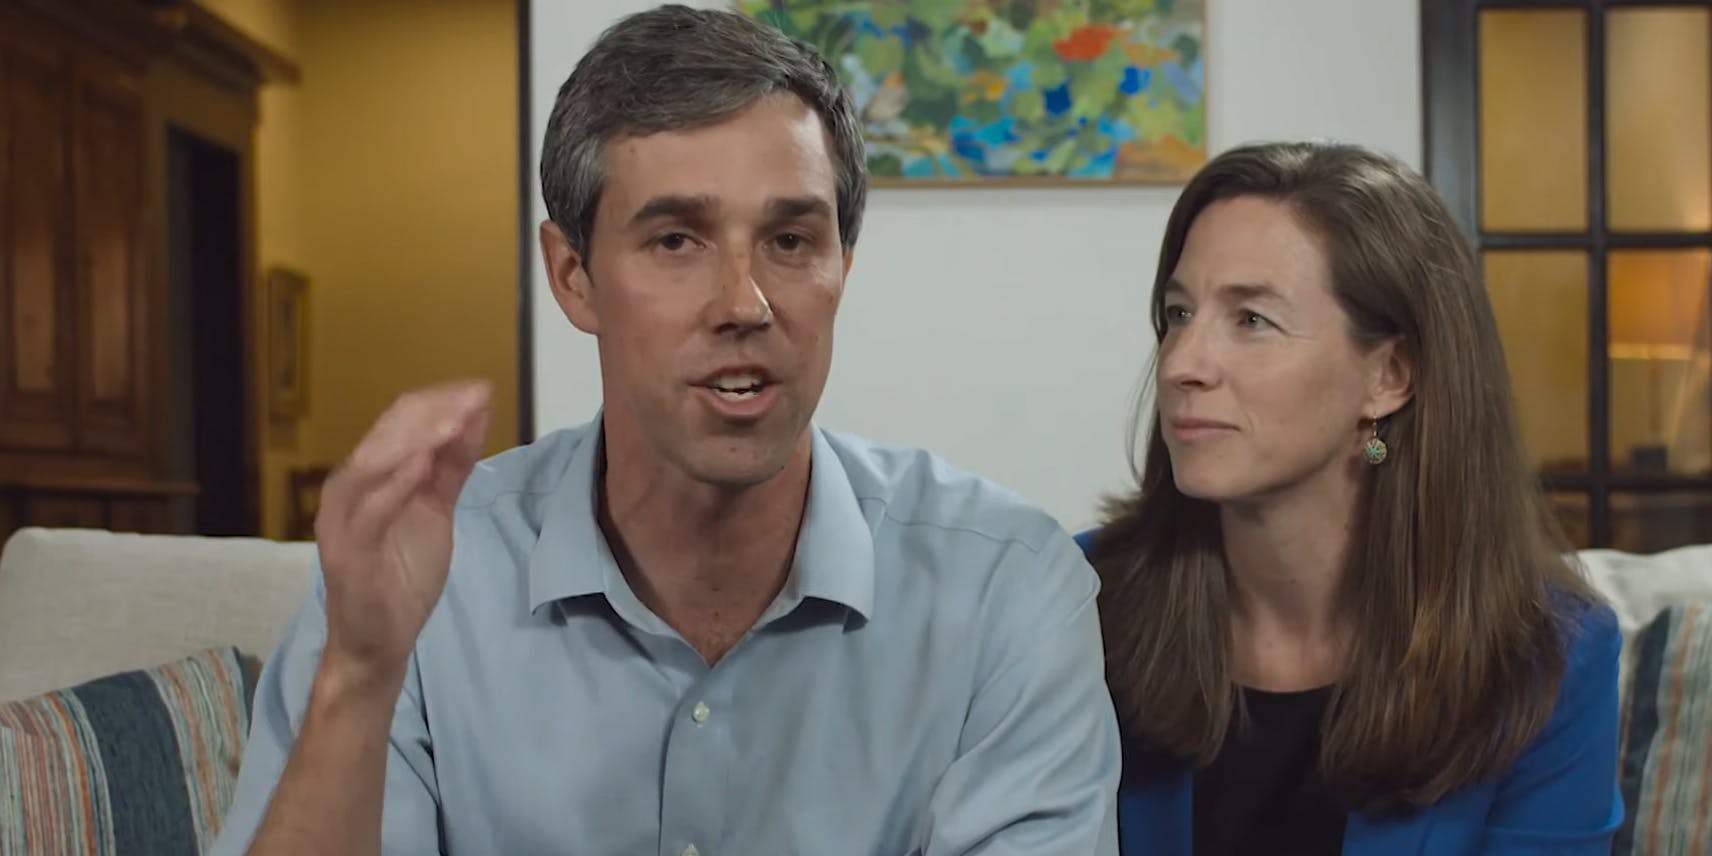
xmin=701 ymin=371 xmax=771 ymax=401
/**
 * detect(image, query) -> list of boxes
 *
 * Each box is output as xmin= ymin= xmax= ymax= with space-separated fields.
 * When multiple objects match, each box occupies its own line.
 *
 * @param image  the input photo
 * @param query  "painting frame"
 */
xmin=287 ymin=464 xmax=331 ymax=541
xmin=265 ymin=265 xmax=310 ymax=421
xmin=738 ymin=0 xmax=1208 ymax=187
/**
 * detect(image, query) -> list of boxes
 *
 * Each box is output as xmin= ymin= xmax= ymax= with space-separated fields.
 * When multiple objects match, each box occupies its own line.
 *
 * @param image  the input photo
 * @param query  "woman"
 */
xmin=1079 ymin=141 xmax=1622 ymax=855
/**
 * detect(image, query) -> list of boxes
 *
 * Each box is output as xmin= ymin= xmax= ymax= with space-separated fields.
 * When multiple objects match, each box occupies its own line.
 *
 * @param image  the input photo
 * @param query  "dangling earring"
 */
xmin=1362 ymin=420 xmax=1389 ymax=465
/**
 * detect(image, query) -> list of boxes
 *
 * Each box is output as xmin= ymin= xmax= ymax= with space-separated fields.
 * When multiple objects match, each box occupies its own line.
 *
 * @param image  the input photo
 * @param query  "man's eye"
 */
xmin=775 ymin=233 xmax=806 ymax=252
xmin=658 ymin=233 xmax=691 ymax=252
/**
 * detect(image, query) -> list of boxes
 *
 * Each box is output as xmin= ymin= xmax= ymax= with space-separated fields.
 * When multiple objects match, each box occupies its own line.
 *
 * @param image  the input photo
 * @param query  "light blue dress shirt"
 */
xmin=212 ymin=417 xmax=1121 ymax=856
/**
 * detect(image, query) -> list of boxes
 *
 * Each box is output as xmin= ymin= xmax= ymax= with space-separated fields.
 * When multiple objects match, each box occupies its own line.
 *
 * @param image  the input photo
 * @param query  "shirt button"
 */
xmin=683 ymin=846 xmax=700 ymax=856
xmin=691 ymin=702 xmax=710 ymax=723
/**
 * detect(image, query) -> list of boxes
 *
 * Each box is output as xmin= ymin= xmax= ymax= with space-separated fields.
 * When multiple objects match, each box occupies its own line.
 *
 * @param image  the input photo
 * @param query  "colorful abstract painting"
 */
xmin=737 ymin=0 xmax=1206 ymax=184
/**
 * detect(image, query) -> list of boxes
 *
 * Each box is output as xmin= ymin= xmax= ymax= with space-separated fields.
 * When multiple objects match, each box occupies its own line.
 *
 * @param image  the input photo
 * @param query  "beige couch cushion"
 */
xmin=0 ymin=527 xmax=316 ymax=703
xmin=1575 ymin=544 xmax=1712 ymax=698
xmin=1 ymin=528 xmax=1707 ymax=706
xmin=1578 ymin=544 xmax=1712 ymax=637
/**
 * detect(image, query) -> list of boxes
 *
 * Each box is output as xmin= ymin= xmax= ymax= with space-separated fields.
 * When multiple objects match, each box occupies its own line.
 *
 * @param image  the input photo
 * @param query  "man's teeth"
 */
xmin=709 ymin=373 xmax=764 ymax=393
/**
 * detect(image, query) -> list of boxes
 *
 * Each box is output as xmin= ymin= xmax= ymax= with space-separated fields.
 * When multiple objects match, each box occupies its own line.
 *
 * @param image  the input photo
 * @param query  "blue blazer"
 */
xmin=1074 ymin=530 xmax=1625 ymax=855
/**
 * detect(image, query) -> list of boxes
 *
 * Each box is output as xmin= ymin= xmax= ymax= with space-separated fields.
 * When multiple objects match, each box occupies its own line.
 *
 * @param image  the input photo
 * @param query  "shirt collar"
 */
xmin=781 ymin=426 xmax=875 ymax=621
xmin=526 ymin=418 xmax=876 ymax=622
xmin=525 ymin=418 xmax=611 ymax=611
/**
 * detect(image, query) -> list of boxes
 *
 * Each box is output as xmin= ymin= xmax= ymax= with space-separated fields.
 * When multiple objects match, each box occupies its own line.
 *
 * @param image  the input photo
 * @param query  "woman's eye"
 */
xmin=1239 ymin=311 xmax=1270 ymax=329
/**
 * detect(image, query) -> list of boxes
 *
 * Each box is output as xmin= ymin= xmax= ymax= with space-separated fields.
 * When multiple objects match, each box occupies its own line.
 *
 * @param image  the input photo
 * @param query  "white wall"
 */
xmin=528 ymin=0 xmax=1422 ymax=531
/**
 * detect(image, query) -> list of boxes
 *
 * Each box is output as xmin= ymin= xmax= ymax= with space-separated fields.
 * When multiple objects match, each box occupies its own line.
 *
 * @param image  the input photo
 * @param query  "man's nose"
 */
xmin=707 ymin=247 xmax=773 ymax=334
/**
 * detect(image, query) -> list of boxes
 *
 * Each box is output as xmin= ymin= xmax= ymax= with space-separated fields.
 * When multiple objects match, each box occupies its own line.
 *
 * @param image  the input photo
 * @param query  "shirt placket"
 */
xmin=659 ymin=659 xmax=737 ymax=856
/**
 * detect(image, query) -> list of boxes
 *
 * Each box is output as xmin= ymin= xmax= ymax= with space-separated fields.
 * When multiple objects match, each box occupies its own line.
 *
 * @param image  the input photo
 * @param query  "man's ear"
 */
xmin=831 ymin=247 xmax=853 ymax=307
xmin=1365 ymin=337 xmax=1414 ymax=421
xmin=540 ymin=220 xmax=598 ymax=335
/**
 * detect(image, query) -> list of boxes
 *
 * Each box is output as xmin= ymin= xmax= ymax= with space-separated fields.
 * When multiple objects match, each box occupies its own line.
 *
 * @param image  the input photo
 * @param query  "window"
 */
xmin=1423 ymin=0 xmax=1712 ymax=550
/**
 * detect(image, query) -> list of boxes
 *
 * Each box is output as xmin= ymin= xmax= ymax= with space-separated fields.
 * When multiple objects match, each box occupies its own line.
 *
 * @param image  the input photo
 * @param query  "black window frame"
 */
xmin=1421 ymin=0 xmax=1712 ymax=547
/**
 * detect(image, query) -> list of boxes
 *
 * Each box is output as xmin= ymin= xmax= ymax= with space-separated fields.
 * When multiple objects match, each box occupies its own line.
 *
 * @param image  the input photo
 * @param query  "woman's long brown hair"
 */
xmin=1087 ymin=141 xmax=1598 ymax=813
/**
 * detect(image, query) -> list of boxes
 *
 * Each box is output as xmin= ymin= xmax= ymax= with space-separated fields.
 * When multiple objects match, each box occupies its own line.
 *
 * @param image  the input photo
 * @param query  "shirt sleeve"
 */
xmin=206 ymin=567 xmax=444 ymax=856
xmin=918 ymin=529 xmax=1123 ymax=856
xmin=1481 ymin=601 xmax=1625 ymax=854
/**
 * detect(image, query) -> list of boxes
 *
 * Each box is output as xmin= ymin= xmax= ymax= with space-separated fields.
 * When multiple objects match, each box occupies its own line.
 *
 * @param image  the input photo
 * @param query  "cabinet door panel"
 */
xmin=0 ymin=37 xmax=76 ymax=453
xmin=71 ymin=56 xmax=147 ymax=458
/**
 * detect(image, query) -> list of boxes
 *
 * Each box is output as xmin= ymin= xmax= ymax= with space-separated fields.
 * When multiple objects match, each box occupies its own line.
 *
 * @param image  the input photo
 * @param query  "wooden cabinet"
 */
xmin=0 ymin=27 xmax=149 ymax=461
xmin=0 ymin=5 xmax=160 ymax=542
xmin=0 ymin=1 xmax=291 ymax=545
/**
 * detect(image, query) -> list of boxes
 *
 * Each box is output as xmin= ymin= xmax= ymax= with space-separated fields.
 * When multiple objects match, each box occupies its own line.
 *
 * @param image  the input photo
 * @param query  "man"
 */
xmin=212 ymin=5 xmax=1119 ymax=854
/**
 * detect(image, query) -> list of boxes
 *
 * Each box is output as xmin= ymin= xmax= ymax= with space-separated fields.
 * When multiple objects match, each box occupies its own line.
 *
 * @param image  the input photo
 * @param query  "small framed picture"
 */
xmin=266 ymin=266 xmax=310 ymax=421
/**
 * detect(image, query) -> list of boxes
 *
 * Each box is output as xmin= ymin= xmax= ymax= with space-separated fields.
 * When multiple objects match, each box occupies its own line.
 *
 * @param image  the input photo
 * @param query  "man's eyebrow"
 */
xmin=626 ymin=194 xmax=716 ymax=228
xmin=764 ymin=195 xmax=834 ymax=221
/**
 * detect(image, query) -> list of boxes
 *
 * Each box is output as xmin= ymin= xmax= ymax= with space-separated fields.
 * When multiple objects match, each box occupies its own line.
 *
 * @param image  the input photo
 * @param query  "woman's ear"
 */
xmin=1365 ymin=337 xmax=1414 ymax=420
xmin=540 ymin=220 xmax=599 ymax=335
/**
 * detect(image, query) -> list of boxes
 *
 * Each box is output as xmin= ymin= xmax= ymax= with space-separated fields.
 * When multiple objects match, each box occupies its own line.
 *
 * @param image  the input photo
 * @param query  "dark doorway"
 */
xmin=166 ymin=127 xmax=255 ymax=536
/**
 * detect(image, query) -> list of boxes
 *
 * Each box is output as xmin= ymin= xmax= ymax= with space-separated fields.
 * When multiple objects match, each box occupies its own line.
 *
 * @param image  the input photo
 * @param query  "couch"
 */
xmin=0 ymin=527 xmax=315 ymax=705
xmin=0 ymin=527 xmax=1709 ymax=853
xmin=0 ymin=527 xmax=314 ymax=855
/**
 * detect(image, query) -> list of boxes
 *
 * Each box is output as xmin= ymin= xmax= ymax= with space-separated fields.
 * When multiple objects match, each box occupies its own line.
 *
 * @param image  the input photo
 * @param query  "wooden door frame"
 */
xmin=143 ymin=16 xmax=296 ymax=536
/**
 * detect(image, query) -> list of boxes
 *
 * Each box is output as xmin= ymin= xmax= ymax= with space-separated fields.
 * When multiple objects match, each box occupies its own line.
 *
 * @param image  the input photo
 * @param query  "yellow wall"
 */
xmin=294 ymin=0 xmax=519 ymax=476
xmin=201 ymin=0 xmax=519 ymax=539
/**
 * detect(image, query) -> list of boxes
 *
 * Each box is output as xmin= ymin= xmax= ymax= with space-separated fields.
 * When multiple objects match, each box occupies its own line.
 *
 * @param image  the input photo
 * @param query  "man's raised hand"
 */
xmin=313 ymin=380 xmax=492 ymax=686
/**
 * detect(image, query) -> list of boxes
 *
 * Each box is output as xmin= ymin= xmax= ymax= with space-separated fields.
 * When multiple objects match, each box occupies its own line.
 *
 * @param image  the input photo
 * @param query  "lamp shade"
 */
xmin=1608 ymin=250 xmax=1712 ymax=360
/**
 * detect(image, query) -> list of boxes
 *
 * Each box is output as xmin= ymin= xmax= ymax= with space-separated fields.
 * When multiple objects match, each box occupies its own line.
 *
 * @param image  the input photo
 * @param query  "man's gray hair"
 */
xmin=540 ymin=4 xmax=868 ymax=258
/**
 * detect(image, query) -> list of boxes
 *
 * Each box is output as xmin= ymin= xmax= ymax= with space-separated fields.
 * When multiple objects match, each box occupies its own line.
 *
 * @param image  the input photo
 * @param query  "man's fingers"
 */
xmin=446 ymin=402 xmax=492 ymax=470
xmin=345 ymin=450 xmax=434 ymax=540
xmin=319 ymin=379 xmax=492 ymax=530
xmin=428 ymin=405 xmax=492 ymax=508
xmin=349 ymin=380 xmax=492 ymax=475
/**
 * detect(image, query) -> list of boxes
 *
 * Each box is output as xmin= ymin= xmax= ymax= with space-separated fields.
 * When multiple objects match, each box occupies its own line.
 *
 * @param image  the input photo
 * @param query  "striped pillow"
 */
xmin=1616 ymin=603 xmax=1712 ymax=855
xmin=0 ymin=647 xmax=253 ymax=856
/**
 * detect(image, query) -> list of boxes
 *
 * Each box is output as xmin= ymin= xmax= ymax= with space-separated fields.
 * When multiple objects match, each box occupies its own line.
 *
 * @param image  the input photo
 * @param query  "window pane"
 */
xmin=1549 ymin=492 xmax=1590 ymax=549
xmin=1607 ymin=8 xmax=1712 ymax=232
xmin=1485 ymin=251 xmax=1589 ymax=472
xmin=1609 ymin=250 xmax=1712 ymax=476
xmin=1612 ymin=492 xmax=1712 ymax=553
xmin=1479 ymin=10 xmax=1587 ymax=232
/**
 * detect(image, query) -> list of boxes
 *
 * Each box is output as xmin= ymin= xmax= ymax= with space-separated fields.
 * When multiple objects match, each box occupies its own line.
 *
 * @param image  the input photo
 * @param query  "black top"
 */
xmin=1192 ymin=685 xmax=1346 ymax=856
